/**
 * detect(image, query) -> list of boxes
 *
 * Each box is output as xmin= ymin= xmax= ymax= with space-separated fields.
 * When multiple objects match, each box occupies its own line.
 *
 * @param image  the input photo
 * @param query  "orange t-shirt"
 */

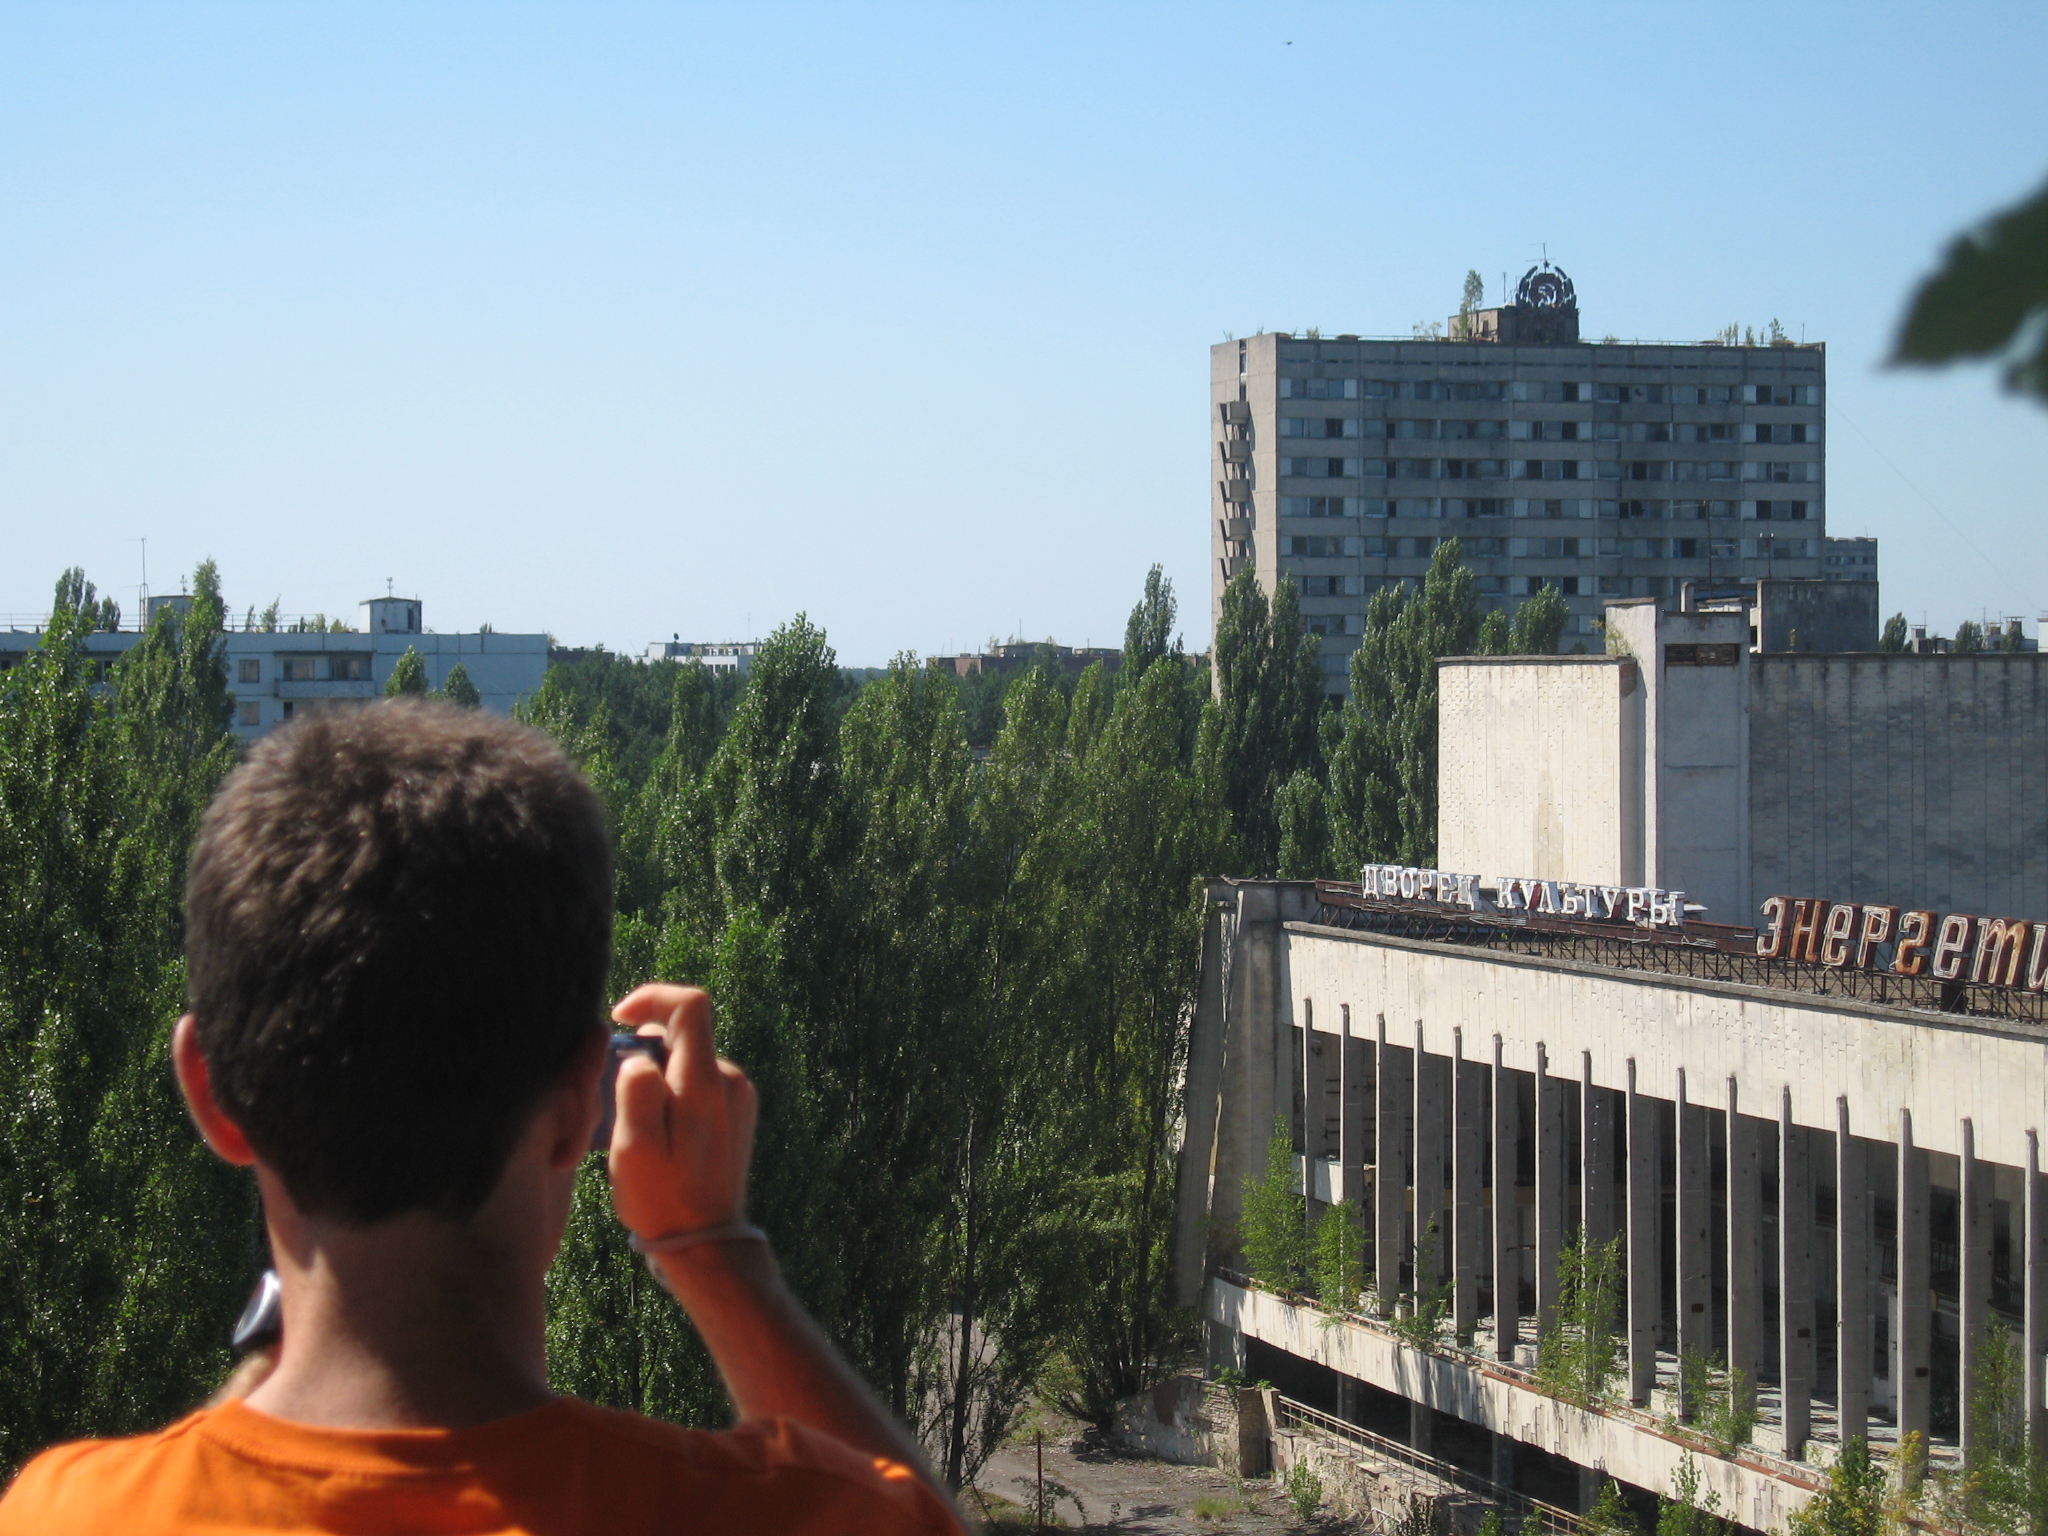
xmin=0 ymin=1396 xmax=963 ymax=1535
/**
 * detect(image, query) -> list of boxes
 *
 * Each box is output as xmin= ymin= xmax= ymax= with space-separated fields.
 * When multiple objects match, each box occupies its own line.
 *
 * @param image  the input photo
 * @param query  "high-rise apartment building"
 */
xmin=1211 ymin=265 xmax=1828 ymax=695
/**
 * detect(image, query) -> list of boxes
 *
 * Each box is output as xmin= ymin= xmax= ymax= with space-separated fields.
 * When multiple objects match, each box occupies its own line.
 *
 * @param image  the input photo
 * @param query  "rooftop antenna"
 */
xmin=386 ymin=577 xmax=394 ymax=597
xmin=129 ymin=536 xmax=148 ymax=617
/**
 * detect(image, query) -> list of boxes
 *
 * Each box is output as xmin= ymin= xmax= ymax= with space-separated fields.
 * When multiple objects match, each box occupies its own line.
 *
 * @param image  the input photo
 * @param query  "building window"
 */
xmin=1446 ymin=498 xmax=1507 ymax=518
xmin=1671 ymin=539 xmax=1701 ymax=559
xmin=1753 ymin=500 xmax=1809 ymax=520
xmin=1281 ymin=495 xmax=1355 ymax=518
xmin=1669 ymin=385 xmax=1735 ymax=405
xmin=1392 ymin=498 xmax=1437 ymax=518
xmin=1750 ymin=422 xmax=1812 ymax=444
xmin=1441 ymin=459 xmax=1507 ymax=480
xmin=1476 ymin=576 xmax=1505 ymax=594
xmin=1279 ymin=416 xmax=1360 ymax=439
xmin=1709 ymin=539 xmax=1738 ymax=558
xmin=1465 ymin=538 xmax=1504 ymax=556
xmin=1279 ymin=377 xmax=1362 ymax=400
xmin=237 ymin=658 xmax=260 ymax=684
xmin=281 ymin=658 xmax=319 ymax=682
xmin=1746 ymin=461 xmax=1816 ymax=483
xmin=1676 ymin=423 xmax=1736 ymax=443
xmin=237 ymin=701 xmax=261 ymax=727
xmin=1746 ymin=383 xmax=1818 ymax=405
xmin=281 ymin=701 xmax=297 ymax=720
xmin=1397 ymin=537 xmax=1436 ymax=558
xmin=330 ymin=655 xmax=371 ymax=681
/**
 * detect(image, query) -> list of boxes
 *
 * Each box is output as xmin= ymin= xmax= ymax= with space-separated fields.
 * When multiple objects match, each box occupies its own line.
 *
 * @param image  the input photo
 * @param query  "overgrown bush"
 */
xmin=1241 ymin=1118 xmax=1307 ymax=1292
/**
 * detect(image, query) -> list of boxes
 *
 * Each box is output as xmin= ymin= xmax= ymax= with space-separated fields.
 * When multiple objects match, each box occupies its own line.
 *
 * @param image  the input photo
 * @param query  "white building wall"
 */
xmin=1437 ymin=657 xmax=1642 ymax=886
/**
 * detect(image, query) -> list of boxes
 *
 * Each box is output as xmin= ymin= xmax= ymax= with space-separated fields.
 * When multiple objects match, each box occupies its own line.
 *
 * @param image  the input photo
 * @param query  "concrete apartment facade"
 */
xmin=1211 ymin=265 xmax=1829 ymax=697
xmin=0 ymin=595 xmax=547 ymax=743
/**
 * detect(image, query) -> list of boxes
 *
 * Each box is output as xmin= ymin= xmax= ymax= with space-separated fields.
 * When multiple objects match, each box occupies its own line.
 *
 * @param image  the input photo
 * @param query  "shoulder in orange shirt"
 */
xmin=0 ymin=1397 xmax=962 ymax=1536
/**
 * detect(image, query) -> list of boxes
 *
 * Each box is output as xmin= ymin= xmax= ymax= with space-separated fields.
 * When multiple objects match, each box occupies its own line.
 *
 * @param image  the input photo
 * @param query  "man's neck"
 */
xmin=244 ymin=1206 xmax=557 ymax=1431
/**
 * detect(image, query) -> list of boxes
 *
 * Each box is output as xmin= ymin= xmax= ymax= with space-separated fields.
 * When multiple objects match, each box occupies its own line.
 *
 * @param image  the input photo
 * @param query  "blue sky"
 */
xmin=3 ymin=2 xmax=2044 ymax=662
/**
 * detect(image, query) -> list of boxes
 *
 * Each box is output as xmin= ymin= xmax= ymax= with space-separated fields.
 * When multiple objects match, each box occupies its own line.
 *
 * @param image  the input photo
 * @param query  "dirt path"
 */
xmin=969 ymin=1412 xmax=1359 ymax=1534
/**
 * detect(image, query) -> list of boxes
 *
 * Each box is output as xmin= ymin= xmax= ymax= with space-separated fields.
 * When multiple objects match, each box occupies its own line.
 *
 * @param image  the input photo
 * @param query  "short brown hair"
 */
xmin=185 ymin=701 xmax=613 ymax=1223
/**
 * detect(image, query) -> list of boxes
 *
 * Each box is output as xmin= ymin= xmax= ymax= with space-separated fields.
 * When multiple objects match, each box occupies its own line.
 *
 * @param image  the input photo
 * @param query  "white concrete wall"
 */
xmin=1437 ymin=658 xmax=1641 ymax=886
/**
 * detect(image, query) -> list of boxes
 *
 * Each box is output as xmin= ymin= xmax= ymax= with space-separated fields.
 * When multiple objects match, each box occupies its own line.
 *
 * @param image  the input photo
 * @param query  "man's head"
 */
xmin=183 ymin=700 xmax=613 ymax=1225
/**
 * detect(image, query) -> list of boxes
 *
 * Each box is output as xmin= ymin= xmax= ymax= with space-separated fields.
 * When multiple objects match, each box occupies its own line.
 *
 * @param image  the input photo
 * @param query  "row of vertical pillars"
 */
xmin=1296 ymin=1005 xmax=2048 ymax=1460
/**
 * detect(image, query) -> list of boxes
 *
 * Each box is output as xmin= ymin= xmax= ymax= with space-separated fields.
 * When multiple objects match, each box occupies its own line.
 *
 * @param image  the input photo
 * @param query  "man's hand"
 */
xmin=607 ymin=984 xmax=758 ymax=1241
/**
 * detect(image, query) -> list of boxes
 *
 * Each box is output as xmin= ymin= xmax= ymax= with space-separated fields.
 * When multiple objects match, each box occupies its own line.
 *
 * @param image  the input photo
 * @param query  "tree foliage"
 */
xmin=437 ymin=660 xmax=482 ymax=709
xmin=1895 ymin=172 xmax=2048 ymax=405
xmin=1326 ymin=540 xmax=1483 ymax=871
xmin=1881 ymin=613 xmax=1910 ymax=653
xmin=1240 ymin=1119 xmax=1307 ymax=1293
xmin=383 ymin=645 xmax=429 ymax=697
xmin=1201 ymin=569 xmax=1322 ymax=878
xmin=0 ymin=564 xmax=257 ymax=1475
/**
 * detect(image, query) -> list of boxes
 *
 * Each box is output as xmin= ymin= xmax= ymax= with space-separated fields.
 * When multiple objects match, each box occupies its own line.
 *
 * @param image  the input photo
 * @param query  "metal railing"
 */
xmin=1272 ymin=1392 xmax=1582 ymax=1536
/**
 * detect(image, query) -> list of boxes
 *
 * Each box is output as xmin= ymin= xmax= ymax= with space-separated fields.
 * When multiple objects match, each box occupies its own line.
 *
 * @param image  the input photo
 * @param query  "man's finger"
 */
xmin=665 ymin=989 xmax=719 ymax=1102
xmin=610 ymin=1052 xmax=674 ymax=1160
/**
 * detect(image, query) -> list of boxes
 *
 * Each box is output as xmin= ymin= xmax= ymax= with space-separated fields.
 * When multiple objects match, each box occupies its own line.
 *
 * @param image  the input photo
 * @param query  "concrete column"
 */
xmin=1583 ymin=1053 xmax=1615 ymax=1252
xmin=1836 ymin=1098 xmax=1871 ymax=1445
xmin=1627 ymin=1058 xmax=1660 ymax=1406
xmin=1960 ymin=1118 xmax=1991 ymax=1462
xmin=1301 ymin=1001 xmax=1325 ymax=1186
xmin=1490 ymin=1432 xmax=1515 ymax=1490
xmin=1413 ymin=1022 xmax=1446 ymax=1297
xmin=1897 ymin=1108 xmax=1931 ymax=1441
xmin=1676 ymin=1069 xmax=1711 ymax=1415
xmin=1779 ymin=1088 xmax=1814 ymax=1459
xmin=1453 ymin=1028 xmax=1483 ymax=1342
xmin=1338 ymin=1006 xmax=1366 ymax=1210
xmin=1375 ymin=1015 xmax=1409 ymax=1315
xmin=1408 ymin=1401 xmax=1435 ymax=1456
xmin=1726 ymin=1077 xmax=1761 ymax=1416
xmin=1493 ymin=1035 xmax=1520 ymax=1360
xmin=1535 ymin=1044 xmax=1564 ymax=1342
xmin=2027 ymin=1131 xmax=2047 ymax=1457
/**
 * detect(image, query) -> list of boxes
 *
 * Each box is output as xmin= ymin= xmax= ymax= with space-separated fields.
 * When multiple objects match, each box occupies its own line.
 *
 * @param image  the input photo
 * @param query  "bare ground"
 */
xmin=968 ymin=1409 xmax=1364 ymax=1535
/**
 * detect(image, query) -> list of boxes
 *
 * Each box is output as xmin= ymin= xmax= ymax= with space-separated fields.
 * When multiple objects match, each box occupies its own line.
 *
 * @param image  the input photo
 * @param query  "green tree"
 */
xmin=438 ymin=661 xmax=481 ymax=709
xmin=1881 ymin=613 xmax=1911 ymax=652
xmin=384 ymin=645 xmax=429 ymax=696
xmin=1537 ymin=1232 xmax=1624 ymax=1405
xmin=1658 ymin=1453 xmax=1729 ymax=1536
xmin=1201 ymin=569 xmax=1324 ymax=877
xmin=1895 ymin=172 xmax=2048 ymax=405
xmin=1275 ymin=768 xmax=1331 ymax=880
xmin=0 ymin=565 xmax=255 ymax=1474
xmin=1451 ymin=269 xmax=1486 ymax=340
xmin=2001 ymin=620 xmax=2028 ymax=654
xmin=1585 ymin=1478 xmax=1641 ymax=1536
xmin=1955 ymin=620 xmax=1986 ymax=655
xmin=1241 ymin=1119 xmax=1307 ymax=1292
xmin=1122 ymin=564 xmax=1182 ymax=678
xmin=1510 ymin=583 xmax=1570 ymax=654
xmin=1326 ymin=540 xmax=1482 ymax=870
xmin=1309 ymin=1199 xmax=1366 ymax=1312
xmin=1788 ymin=1436 xmax=1885 ymax=1536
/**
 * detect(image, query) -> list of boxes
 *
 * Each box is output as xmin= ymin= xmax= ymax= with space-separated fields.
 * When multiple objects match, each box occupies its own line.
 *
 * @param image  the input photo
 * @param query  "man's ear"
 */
xmin=172 ymin=1015 xmax=257 ymax=1166
xmin=545 ymin=1022 xmax=610 ymax=1172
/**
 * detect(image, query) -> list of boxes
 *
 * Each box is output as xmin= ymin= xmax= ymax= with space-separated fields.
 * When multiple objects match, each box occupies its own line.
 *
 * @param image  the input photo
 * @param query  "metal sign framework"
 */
xmin=1310 ymin=882 xmax=2048 ymax=1028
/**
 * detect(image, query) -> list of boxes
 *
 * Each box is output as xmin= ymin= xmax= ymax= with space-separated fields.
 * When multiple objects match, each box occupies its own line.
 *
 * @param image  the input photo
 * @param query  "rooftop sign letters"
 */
xmin=1357 ymin=863 xmax=1689 ymax=930
xmin=1757 ymin=897 xmax=2048 ymax=992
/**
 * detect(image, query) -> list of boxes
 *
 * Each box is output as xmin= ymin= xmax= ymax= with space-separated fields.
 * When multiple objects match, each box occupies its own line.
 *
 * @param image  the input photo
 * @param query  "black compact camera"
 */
xmin=592 ymin=1031 xmax=669 ymax=1152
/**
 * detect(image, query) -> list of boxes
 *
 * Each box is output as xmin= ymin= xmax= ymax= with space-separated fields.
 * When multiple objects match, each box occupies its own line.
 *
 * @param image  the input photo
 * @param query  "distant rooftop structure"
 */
xmin=929 ymin=643 xmax=1121 ymax=679
xmin=643 ymin=639 xmax=760 ymax=674
xmin=0 ymin=592 xmax=543 ymax=741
